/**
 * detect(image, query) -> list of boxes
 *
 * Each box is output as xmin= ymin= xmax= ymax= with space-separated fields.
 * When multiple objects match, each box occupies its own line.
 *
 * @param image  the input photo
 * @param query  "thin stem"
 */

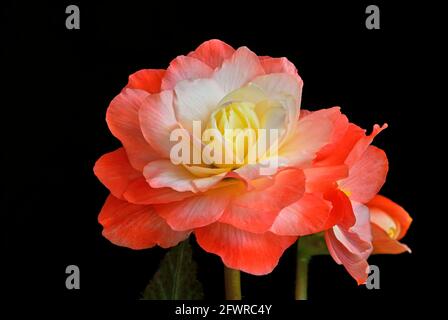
xmin=224 ymin=266 xmax=241 ymax=300
xmin=295 ymin=241 xmax=311 ymax=300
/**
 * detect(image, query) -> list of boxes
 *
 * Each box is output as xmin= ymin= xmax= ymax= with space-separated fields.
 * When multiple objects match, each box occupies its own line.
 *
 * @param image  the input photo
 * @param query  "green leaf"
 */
xmin=142 ymin=239 xmax=204 ymax=300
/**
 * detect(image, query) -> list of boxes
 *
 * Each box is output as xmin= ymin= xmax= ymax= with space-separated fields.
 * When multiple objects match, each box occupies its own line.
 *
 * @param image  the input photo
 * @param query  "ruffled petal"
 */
xmin=188 ymin=39 xmax=235 ymax=69
xmin=219 ymin=168 xmax=306 ymax=233
xmin=126 ymin=69 xmax=165 ymax=93
xmin=99 ymin=195 xmax=189 ymax=249
xmin=161 ymin=56 xmax=214 ymax=90
xmin=213 ymin=46 xmax=265 ymax=94
xmin=195 ymin=222 xmax=297 ymax=275
xmin=93 ymin=148 xmax=141 ymax=199
xmin=270 ymin=193 xmax=333 ymax=236
xmin=339 ymin=146 xmax=388 ymax=203
xmin=106 ymin=88 xmax=159 ymax=170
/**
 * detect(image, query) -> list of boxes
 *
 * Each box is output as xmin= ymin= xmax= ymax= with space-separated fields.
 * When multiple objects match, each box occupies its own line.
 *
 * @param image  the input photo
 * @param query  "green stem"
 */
xmin=295 ymin=240 xmax=311 ymax=300
xmin=224 ymin=266 xmax=241 ymax=300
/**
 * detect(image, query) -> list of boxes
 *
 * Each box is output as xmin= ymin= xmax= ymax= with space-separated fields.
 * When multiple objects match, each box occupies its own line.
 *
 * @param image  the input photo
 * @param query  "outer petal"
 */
xmin=345 ymin=124 xmax=388 ymax=167
xmin=259 ymin=56 xmax=298 ymax=77
xmin=123 ymin=177 xmax=194 ymax=205
xmin=106 ymin=88 xmax=159 ymax=170
xmin=188 ymin=39 xmax=235 ymax=69
xmin=161 ymin=56 xmax=214 ymax=90
xmin=325 ymin=203 xmax=373 ymax=284
xmin=139 ymin=90 xmax=179 ymax=158
xmin=325 ymin=229 xmax=370 ymax=285
xmin=195 ymin=222 xmax=297 ymax=275
xmin=270 ymin=193 xmax=333 ymax=236
xmin=338 ymin=146 xmax=388 ymax=203
xmin=93 ymin=148 xmax=141 ymax=199
xmin=213 ymin=46 xmax=265 ymax=94
xmin=154 ymin=186 xmax=236 ymax=231
xmin=99 ymin=195 xmax=189 ymax=249
xmin=371 ymin=224 xmax=411 ymax=254
xmin=219 ymin=169 xmax=306 ymax=233
xmin=126 ymin=69 xmax=165 ymax=93
xmin=367 ymin=195 xmax=412 ymax=240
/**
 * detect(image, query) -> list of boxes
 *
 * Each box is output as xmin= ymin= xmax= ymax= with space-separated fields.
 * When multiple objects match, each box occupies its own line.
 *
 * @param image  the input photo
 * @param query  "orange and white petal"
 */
xmin=219 ymin=168 xmax=306 ymax=233
xmin=139 ymin=90 xmax=179 ymax=158
xmin=371 ymin=224 xmax=411 ymax=254
xmin=93 ymin=148 xmax=141 ymax=199
xmin=161 ymin=56 xmax=214 ymax=90
xmin=126 ymin=69 xmax=165 ymax=93
xmin=188 ymin=39 xmax=235 ymax=69
xmin=99 ymin=195 xmax=190 ymax=249
xmin=270 ymin=193 xmax=333 ymax=236
xmin=213 ymin=46 xmax=265 ymax=94
xmin=195 ymin=222 xmax=297 ymax=275
xmin=338 ymin=146 xmax=388 ymax=203
xmin=367 ymin=195 xmax=412 ymax=240
xmin=106 ymin=88 xmax=159 ymax=170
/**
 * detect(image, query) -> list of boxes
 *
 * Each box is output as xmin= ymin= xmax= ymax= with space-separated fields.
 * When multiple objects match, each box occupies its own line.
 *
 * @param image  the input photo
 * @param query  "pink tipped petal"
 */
xmin=345 ymin=124 xmax=388 ymax=167
xmin=188 ymin=39 xmax=235 ymax=69
xmin=195 ymin=222 xmax=297 ymax=275
xmin=325 ymin=228 xmax=370 ymax=285
xmin=106 ymin=88 xmax=159 ymax=170
xmin=93 ymin=148 xmax=141 ymax=199
xmin=219 ymin=169 xmax=306 ymax=233
xmin=173 ymin=78 xmax=225 ymax=132
xmin=123 ymin=177 xmax=194 ymax=205
xmin=280 ymin=108 xmax=335 ymax=167
xmin=161 ymin=56 xmax=214 ymax=90
xmin=260 ymin=57 xmax=299 ymax=77
xmin=339 ymin=146 xmax=389 ymax=203
xmin=99 ymin=195 xmax=190 ymax=249
xmin=213 ymin=46 xmax=265 ymax=94
xmin=154 ymin=188 xmax=235 ymax=231
xmin=270 ymin=193 xmax=333 ymax=236
xmin=126 ymin=69 xmax=165 ymax=93
xmin=139 ymin=90 xmax=179 ymax=158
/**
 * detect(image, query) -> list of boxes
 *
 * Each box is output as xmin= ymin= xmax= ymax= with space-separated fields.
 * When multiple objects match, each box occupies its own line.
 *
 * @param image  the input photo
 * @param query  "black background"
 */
xmin=2 ymin=0 xmax=426 ymax=305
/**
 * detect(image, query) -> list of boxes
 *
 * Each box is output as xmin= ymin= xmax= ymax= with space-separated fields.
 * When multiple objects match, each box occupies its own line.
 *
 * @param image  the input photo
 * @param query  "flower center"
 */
xmin=205 ymin=101 xmax=261 ymax=169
